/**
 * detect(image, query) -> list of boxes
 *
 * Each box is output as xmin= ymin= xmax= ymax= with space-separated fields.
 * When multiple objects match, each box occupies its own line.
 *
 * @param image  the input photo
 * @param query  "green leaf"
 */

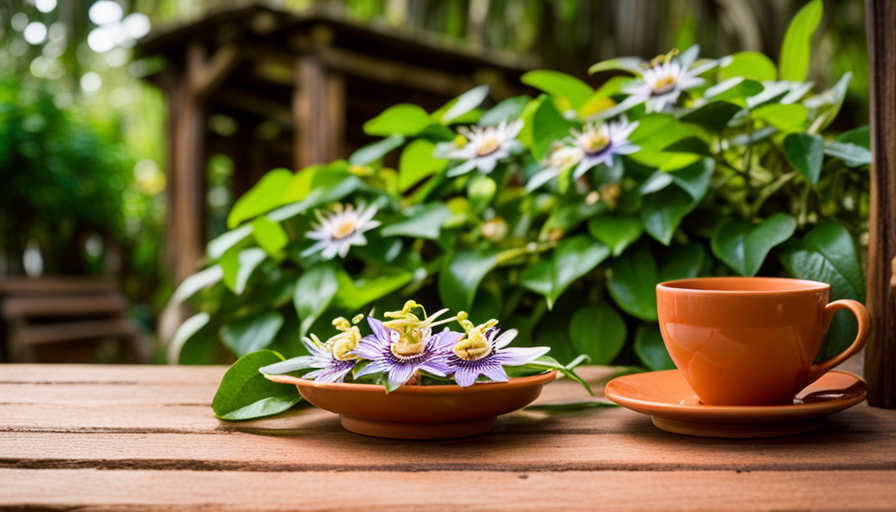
xmin=784 ymin=133 xmax=824 ymax=185
xmin=807 ymin=72 xmax=851 ymax=134
xmin=397 ymin=139 xmax=448 ymax=192
xmin=519 ymin=235 xmax=610 ymax=309
xmin=663 ymin=137 xmax=711 ymax=156
xmin=212 ymin=350 xmax=301 ymax=421
xmin=718 ymin=51 xmax=778 ymax=82
xmin=521 ymin=356 xmax=593 ymax=395
xmin=521 ymin=70 xmax=593 ymax=110
xmin=220 ymin=310 xmax=285 ymax=358
xmin=531 ymin=97 xmax=577 ymax=161
xmin=168 ymin=312 xmax=211 ymax=364
xmin=363 ymin=104 xmax=431 ymax=136
xmin=679 ymin=101 xmax=742 ymax=132
xmin=704 ymin=78 xmax=764 ymax=101
xmin=569 ymin=303 xmax=626 ymax=365
xmin=802 ymin=221 xmax=865 ymax=298
xmin=349 ymin=135 xmax=405 ymax=166
xmin=824 ymin=141 xmax=872 ymax=168
xmin=269 ymin=174 xmax=361 ymax=223
xmin=526 ymin=401 xmax=619 ymax=412
xmin=779 ymin=0 xmax=823 ymax=82
xmin=479 ymin=95 xmax=531 ymax=126
xmin=381 ymin=203 xmax=451 ymax=240
xmin=171 ymin=265 xmax=223 ymax=304
xmin=638 ymin=157 xmax=714 ymax=246
xmin=208 ymin=225 xmax=253 ymax=261
xmin=634 ymin=324 xmax=676 ymax=371
xmin=333 ymin=269 xmax=413 ymax=312
xmin=606 ymin=245 xmax=658 ymax=321
xmin=222 ymin=247 xmax=267 ymax=295
xmin=659 ymin=242 xmax=707 ymax=282
xmin=294 ymin=265 xmax=339 ymax=339
xmin=668 ymin=157 xmax=714 ymax=200
xmin=440 ymin=85 xmax=490 ymax=124
xmin=588 ymin=56 xmax=644 ymax=75
xmin=777 ymin=222 xmax=864 ymax=360
xmin=227 ymin=169 xmax=292 ymax=229
xmin=252 ymin=216 xmax=288 ymax=257
xmin=439 ymin=249 xmax=500 ymax=311
xmin=835 ymin=125 xmax=870 ymax=149
xmin=588 ymin=214 xmax=643 ymax=256
xmin=753 ymin=104 xmax=808 ymax=132
xmin=711 ymin=213 xmax=797 ymax=276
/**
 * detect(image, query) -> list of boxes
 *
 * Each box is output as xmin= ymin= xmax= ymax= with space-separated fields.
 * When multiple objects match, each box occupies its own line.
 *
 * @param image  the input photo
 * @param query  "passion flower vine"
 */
xmin=300 ymin=315 xmax=365 ymax=384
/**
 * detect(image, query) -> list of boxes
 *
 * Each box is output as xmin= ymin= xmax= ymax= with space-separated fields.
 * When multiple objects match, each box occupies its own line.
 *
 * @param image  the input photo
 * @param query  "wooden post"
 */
xmin=293 ymin=55 xmax=346 ymax=170
xmin=169 ymin=43 xmax=207 ymax=283
xmin=865 ymin=0 xmax=896 ymax=408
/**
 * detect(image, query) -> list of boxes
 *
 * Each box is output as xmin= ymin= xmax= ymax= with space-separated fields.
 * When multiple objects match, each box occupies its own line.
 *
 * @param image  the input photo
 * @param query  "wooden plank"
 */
xmin=12 ymin=318 xmax=138 ymax=346
xmin=865 ymin=0 xmax=896 ymax=408
xmin=0 ymin=276 xmax=116 ymax=295
xmin=1 ymin=469 xmax=895 ymax=511
xmin=0 ymin=364 xmax=225 ymax=384
xmin=1 ymin=407 xmax=895 ymax=472
xmin=293 ymin=55 xmax=328 ymax=169
xmin=191 ymin=44 xmax=241 ymax=100
xmin=2 ymin=294 xmax=127 ymax=318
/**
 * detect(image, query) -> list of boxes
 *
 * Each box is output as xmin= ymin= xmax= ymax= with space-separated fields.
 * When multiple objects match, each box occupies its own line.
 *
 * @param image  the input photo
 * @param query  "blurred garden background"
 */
xmin=0 ymin=0 xmax=870 ymax=364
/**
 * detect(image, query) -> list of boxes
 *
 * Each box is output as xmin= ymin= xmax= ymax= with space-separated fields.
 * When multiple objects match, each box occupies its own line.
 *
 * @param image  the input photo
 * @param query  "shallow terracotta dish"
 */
xmin=266 ymin=371 xmax=557 ymax=440
xmin=605 ymin=370 xmax=866 ymax=438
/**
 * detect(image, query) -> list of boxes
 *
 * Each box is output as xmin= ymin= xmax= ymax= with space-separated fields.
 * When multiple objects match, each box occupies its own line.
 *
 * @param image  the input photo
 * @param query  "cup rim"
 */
xmin=657 ymin=276 xmax=830 ymax=295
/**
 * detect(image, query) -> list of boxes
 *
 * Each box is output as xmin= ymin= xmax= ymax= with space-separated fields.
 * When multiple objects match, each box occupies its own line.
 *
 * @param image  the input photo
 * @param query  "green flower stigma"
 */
xmin=326 ymin=314 xmax=364 ymax=361
xmin=453 ymin=311 xmax=499 ymax=361
xmin=383 ymin=300 xmax=456 ymax=357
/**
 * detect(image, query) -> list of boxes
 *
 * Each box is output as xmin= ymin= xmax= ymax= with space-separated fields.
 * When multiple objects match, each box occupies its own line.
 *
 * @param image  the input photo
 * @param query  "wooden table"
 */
xmin=2 ymin=364 xmax=895 ymax=511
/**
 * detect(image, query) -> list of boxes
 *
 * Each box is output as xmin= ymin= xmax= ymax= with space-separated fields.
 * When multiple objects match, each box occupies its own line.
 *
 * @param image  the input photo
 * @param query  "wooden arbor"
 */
xmin=138 ymin=5 xmax=532 ymax=284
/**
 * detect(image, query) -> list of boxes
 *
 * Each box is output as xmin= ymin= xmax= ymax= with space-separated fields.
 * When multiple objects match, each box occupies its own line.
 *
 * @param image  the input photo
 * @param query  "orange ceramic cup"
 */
xmin=656 ymin=277 xmax=870 ymax=406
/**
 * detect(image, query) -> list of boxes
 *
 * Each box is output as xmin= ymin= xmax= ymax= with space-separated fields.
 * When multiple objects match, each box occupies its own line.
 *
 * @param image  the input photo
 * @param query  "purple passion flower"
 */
xmin=448 ymin=313 xmax=550 ymax=387
xmin=301 ymin=315 xmax=364 ymax=384
xmin=352 ymin=301 xmax=461 ymax=390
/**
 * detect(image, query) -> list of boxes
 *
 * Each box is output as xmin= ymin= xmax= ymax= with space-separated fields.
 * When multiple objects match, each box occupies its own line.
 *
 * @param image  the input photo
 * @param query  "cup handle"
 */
xmin=806 ymin=299 xmax=871 ymax=385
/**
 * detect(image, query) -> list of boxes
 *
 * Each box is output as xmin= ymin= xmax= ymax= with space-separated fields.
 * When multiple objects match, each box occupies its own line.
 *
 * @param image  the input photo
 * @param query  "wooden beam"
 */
xmin=190 ymin=44 xmax=241 ymax=101
xmin=212 ymin=88 xmax=292 ymax=125
xmin=324 ymin=71 xmax=346 ymax=160
xmin=865 ymin=0 xmax=896 ymax=408
xmin=315 ymin=45 xmax=473 ymax=96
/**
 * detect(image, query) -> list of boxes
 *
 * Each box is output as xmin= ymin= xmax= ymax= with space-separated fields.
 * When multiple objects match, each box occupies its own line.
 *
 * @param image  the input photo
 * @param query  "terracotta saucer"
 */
xmin=266 ymin=371 xmax=557 ymax=440
xmin=605 ymin=370 xmax=867 ymax=439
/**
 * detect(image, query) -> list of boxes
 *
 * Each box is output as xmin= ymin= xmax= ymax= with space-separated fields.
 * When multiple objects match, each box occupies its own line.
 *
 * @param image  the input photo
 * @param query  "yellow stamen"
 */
xmin=476 ymin=136 xmax=501 ymax=156
xmin=452 ymin=311 xmax=499 ymax=361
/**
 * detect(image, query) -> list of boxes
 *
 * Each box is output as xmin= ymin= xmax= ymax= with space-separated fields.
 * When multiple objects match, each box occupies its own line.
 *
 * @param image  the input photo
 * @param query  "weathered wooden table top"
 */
xmin=1 ymin=364 xmax=894 ymax=511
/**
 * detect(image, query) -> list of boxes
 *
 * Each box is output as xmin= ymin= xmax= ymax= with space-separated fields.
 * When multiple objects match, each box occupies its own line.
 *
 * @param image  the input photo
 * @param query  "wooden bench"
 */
xmin=0 ymin=276 xmax=150 ymax=363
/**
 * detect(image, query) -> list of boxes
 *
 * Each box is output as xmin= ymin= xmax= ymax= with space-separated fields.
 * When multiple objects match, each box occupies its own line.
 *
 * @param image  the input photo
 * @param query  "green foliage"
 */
xmin=212 ymin=350 xmax=302 ymax=420
xmin=171 ymin=0 xmax=869 ymax=373
xmin=779 ymin=0 xmax=823 ymax=82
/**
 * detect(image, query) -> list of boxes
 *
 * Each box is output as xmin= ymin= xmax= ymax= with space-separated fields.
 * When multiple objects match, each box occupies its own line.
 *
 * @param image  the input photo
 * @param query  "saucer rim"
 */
xmin=604 ymin=369 xmax=867 ymax=420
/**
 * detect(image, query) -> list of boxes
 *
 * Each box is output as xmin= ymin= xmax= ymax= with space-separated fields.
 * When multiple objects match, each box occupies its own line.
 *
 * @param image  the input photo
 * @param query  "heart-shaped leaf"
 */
xmin=439 ymin=249 xmax=501 ymax=312
xmin=718 ymin=51 xmax=777 ymax=82
xmin=588 ymin=215 xmax=643 ymax=256
xmin=439 ymin=85 xmax=490 ymax=124
xmin=294 ymin=265 xmax=339 ymax=340
xmin=634 ymin=324 xmax=676 ymax=371
xmin=658 ymin=242 xmax=707 ymax=282
xmin=381 ymin=203 xmax=452 ymax=240
xmin=227 ymin=169 xmax=292 ymax=229
xmin=640 ymin=185 xmax=694 ymax=246
xmin=363 ymin=104 xmax=431 ymax=136
xmin=711 ymin=212 xmax=797 ymax=276
xmin=777 ymin=222 xmax=864 ymax=360
xmin=212 ymin=350 xmax=302 ymax=421
xmin=348 ymin=135 xmax=405 ymax=166
xmin=519 ymin=235 xmax=610 ymax=309
xmin=522 ymin=70 xmax=593 ymax=110
xmin=784 ymin=133 xmax=823 ymax=185
xmin=220 ymin=310 xmax=285 ymax=358
xmin=479 ymin=95 xmax=531 ymax=127
xmin=569 ymin=303 xmax=626 ymax=365
xmin=606 ymin=245 xmax=658 ymax=321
